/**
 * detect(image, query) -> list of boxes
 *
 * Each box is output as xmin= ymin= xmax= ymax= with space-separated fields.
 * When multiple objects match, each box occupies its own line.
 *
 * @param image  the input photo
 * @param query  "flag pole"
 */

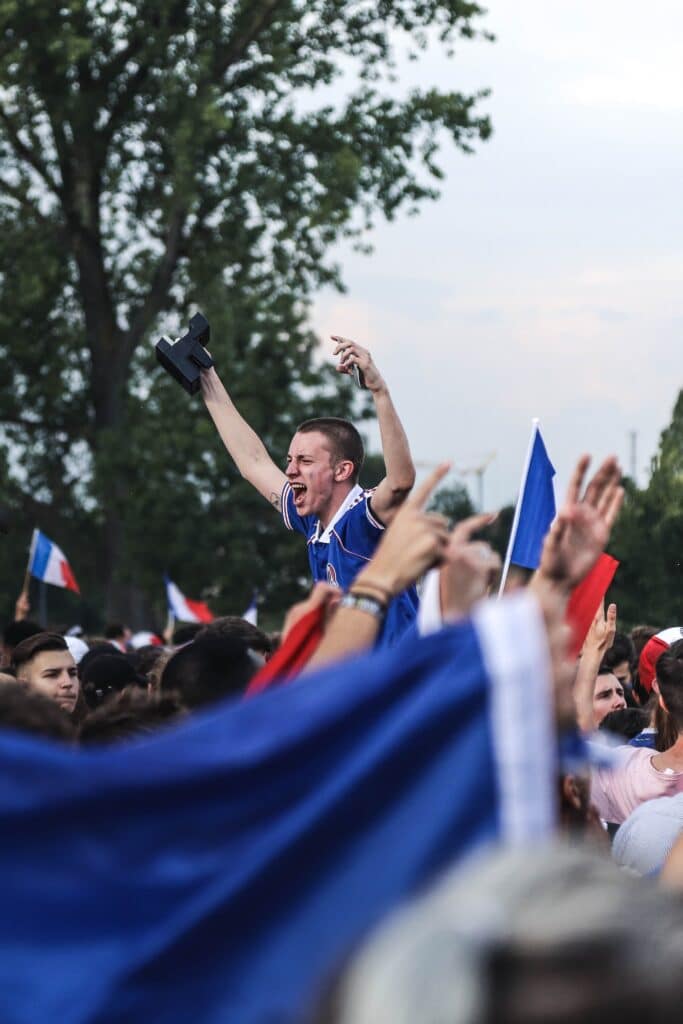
xmin=163 ymin=610 xmax=175 ymax=645
xmin=498 ymin=419 xmax=539 ymax=598
xmin=18 ymin=528 xmax=38 ymax=612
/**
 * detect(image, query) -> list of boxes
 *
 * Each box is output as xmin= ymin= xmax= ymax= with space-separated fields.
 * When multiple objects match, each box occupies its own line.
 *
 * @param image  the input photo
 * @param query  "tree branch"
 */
xmin=0 ymin=106 xmax=61 ymax=196
xmin=124 ymin=202 xmax=188 ymax=358
xmin=215 ymin=0 xmax=286 ymax=79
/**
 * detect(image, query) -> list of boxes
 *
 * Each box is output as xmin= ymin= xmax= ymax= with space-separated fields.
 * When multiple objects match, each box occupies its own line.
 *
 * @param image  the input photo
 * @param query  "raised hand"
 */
xmin=584 ymin=600 xmax=617 ymax=658
xmin=538 ymin=455 xmax=623 ymax=589
xmin=353 ymin=463 xmax=452 ymax=600
xmin=331 ymin=336 xmax=385 ymax=394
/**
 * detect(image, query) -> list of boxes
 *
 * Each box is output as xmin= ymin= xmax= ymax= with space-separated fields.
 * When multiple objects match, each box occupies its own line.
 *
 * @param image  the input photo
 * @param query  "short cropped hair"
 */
xmin=599 ymin=707 xmax=650 ymax=740
xmin=296 ymin=418 xmax=364 ymax=483
xmin=656 ymin=639 xmax=683 ymax=732
xmin=160 ymin=632 xmax=259 ymax=709
xmin=11 ymin=632 xmax=69 ymax=673
xmin=198 ymin=616 xmax=273 ymax=657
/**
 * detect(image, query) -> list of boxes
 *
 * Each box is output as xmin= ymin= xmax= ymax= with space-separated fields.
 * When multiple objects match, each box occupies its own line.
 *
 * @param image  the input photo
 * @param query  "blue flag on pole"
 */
xmin=507 ymin=421 xmax=556 ymax=572
xmin=0 ymin=595 xmax=555 ymax=1024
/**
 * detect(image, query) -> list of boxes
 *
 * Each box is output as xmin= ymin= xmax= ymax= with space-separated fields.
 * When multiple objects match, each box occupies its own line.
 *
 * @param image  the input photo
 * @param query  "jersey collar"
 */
xmin=312 ymin=484 xmax=363 ymax=544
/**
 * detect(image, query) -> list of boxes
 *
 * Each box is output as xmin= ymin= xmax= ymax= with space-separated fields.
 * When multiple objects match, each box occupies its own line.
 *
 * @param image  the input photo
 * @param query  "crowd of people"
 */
xmin=0 ymin=338 xmax=681 ymax=1022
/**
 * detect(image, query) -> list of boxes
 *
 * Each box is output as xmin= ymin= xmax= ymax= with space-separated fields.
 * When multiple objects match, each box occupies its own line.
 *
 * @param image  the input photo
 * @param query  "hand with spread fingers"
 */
xmin=439 ymin=514 xmax=501 ymax=622
xmin=353 ymin=463 xmax=452 ymax=601
xmin=537 ymin=455 xmax=624 ymax=590
xmin=331 ymin=336 xmax=385 ymax=394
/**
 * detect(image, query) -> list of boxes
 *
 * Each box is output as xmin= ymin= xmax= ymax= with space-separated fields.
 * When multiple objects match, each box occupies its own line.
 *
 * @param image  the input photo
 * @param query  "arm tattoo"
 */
xmin=269 ymin=491 xmax=281 ymax=512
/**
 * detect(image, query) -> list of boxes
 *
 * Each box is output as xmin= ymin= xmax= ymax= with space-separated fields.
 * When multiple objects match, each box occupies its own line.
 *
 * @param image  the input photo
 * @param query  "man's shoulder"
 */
xmin=335 ymin=487 xmax=383 ymax=529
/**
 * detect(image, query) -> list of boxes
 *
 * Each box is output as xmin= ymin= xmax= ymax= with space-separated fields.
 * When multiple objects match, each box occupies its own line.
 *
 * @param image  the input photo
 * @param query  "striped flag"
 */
xmin=165 ymin=576 xmax=213 ymax=623
xmin=28 ymin=529 xmax=80 ymax=593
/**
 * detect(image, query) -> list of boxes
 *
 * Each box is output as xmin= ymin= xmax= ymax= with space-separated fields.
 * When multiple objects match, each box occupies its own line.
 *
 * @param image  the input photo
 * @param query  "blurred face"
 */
xmin=612 ymin=659 xmax=632 ymax=689
xmin=592 ymin=672 xmax=626 ymax=727
xmin=286 ymin=430 xmax=344 ymax=525
xmin=20 ymin=649 xmax=79 ymax=714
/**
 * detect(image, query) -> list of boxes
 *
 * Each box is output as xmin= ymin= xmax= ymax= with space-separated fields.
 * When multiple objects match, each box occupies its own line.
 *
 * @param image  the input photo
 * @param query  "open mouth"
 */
xmin=291 ymin=483 xmax=307 ymax=505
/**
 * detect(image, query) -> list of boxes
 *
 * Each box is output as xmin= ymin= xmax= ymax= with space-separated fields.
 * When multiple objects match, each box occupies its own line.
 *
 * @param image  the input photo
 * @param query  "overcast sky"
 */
xmin=311 ymin=0 xmax=683 ymax=509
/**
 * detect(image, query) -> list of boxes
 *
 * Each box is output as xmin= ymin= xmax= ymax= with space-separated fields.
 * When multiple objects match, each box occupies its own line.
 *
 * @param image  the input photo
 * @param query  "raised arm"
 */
xmin=200 ymin=366 xmax=286 ymax=510
xmin=332 ymin=336 xmax=415 ymax=525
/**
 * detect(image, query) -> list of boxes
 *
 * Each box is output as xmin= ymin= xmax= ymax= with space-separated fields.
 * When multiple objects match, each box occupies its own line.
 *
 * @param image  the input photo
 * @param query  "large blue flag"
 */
xmin=503 ymin=420 xmax=556 ymax=580
xmin=0 ymin=595 xmax=555 ymax=1024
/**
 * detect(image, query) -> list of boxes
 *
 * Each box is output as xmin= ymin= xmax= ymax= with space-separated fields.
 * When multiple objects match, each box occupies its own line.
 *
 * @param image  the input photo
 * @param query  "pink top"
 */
xmin=591 ymin=747 xmax=683 ymax=824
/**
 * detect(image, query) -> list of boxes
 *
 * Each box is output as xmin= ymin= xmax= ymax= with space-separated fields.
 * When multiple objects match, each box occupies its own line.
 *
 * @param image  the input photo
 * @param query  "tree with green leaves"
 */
xmin=0 ymin=1 xmax=492 ymax=623
xmin=609 ymin=390 xmax=683 ymax=628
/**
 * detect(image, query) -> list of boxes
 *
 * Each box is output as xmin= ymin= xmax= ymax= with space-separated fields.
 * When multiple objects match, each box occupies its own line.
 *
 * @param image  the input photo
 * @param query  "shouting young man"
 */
xmin=201 ymin=337 xmax=417 ymax=645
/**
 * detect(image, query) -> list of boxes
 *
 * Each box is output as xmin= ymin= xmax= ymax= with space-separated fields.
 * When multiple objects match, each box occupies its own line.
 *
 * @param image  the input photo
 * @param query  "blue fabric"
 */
xmin=28 ymin=528 xmax=52 ymax=580
xmin=510 ymin=427 xmax=556 ymax=570
xmin=629 ymin=729 xmax=657 ymax=749
xmin=0 ymin=624 xmax=503 ymax=1024
xmin=282 ymin=482 xmax=418 ymax=645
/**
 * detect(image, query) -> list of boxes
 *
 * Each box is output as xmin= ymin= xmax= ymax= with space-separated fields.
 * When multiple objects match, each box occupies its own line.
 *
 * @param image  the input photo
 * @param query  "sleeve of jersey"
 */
xmin=342 ymin=491 xmax=386 ymax=557
xmin=281 ymin=481 xmax=311 ymax=537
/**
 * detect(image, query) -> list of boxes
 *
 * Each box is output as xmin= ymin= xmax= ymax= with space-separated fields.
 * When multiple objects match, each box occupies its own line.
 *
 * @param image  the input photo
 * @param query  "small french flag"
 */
xmin=499 ymin=419 xmax=556 ymax=594
xmin=242 ymin=591 xmax=258 ymax=626
xmin=165 ymin=576 xmax=214 ymax=624
xmin=28 ymin=529 xmax=80 ymax=593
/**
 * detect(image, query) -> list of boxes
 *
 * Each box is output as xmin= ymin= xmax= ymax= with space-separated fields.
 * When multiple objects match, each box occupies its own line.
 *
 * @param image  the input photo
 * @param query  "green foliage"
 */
xmin=428 ymin=481 xmax=475 ymax=524
xmin=609 ymin=391 xmax=683 ymax=628
xmin=0 ymin=1 xmax=492 ymax=624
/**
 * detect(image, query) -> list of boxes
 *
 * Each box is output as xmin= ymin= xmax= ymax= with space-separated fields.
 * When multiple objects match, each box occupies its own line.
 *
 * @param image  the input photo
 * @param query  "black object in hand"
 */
xmin=155 ymin=313 xmax=213 ymax=394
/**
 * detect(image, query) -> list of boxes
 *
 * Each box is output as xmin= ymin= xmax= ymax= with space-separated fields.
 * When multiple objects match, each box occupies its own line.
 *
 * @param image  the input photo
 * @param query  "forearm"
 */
xmin=201 ymin=368 xmax=280 ymax=495
xmin=304 ymin=605 xmax=381 ymax=672
xmin=573 ymin=649 xmax=601 ymax=733
xmin=372 ymin=387 xmax=415 ymax=493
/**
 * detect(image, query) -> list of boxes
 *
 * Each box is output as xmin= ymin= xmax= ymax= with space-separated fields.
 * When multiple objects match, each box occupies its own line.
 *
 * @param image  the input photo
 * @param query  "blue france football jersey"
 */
xmin=281 ymin=481 xmax=418 ymax=647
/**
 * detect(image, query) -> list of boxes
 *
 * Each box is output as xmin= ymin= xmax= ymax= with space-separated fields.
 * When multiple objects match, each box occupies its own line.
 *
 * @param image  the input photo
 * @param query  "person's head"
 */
xmin=160 ymin=632 xmax=259 ymax=709
xmin=592 ymin=668 xmax=626 ymax=727
xmin=129 ymin=643 xmax=167 ymax=680
xmin=315 ymin=845 xmax=683 ymax=1024
xmin=172 ymin=623 xmax=203 ymax=646
xmin=630 ymin=624 xmax=660 ymax=660
xmin=637 ymin=627 xmax=683 ymax=699
xmin=80 ymin=653 xmax=147 ymax=710
xmin=286 ymin=418 xmax=364 ymax=523
xmin=600 ymin=632 xmax=634 ymax=690
xmin=198 ymin=616 xmax=273 ymax=660
xmin=1 ymin=619 xmax=42 ymax=668
xmin=653 ymin=639 xmax=683 ymax=737
xmin=11 ymin=633 xmax=79 ymax=715
xmin=79 ymin=686 xmax=185 ymax=745
xmin=599 ymin=706 xmax=650 ymax=741
xmin=103 ymin=622 xmax=130 ymax=644
xmin=0 ymin=682 xmax=75 ymax=742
